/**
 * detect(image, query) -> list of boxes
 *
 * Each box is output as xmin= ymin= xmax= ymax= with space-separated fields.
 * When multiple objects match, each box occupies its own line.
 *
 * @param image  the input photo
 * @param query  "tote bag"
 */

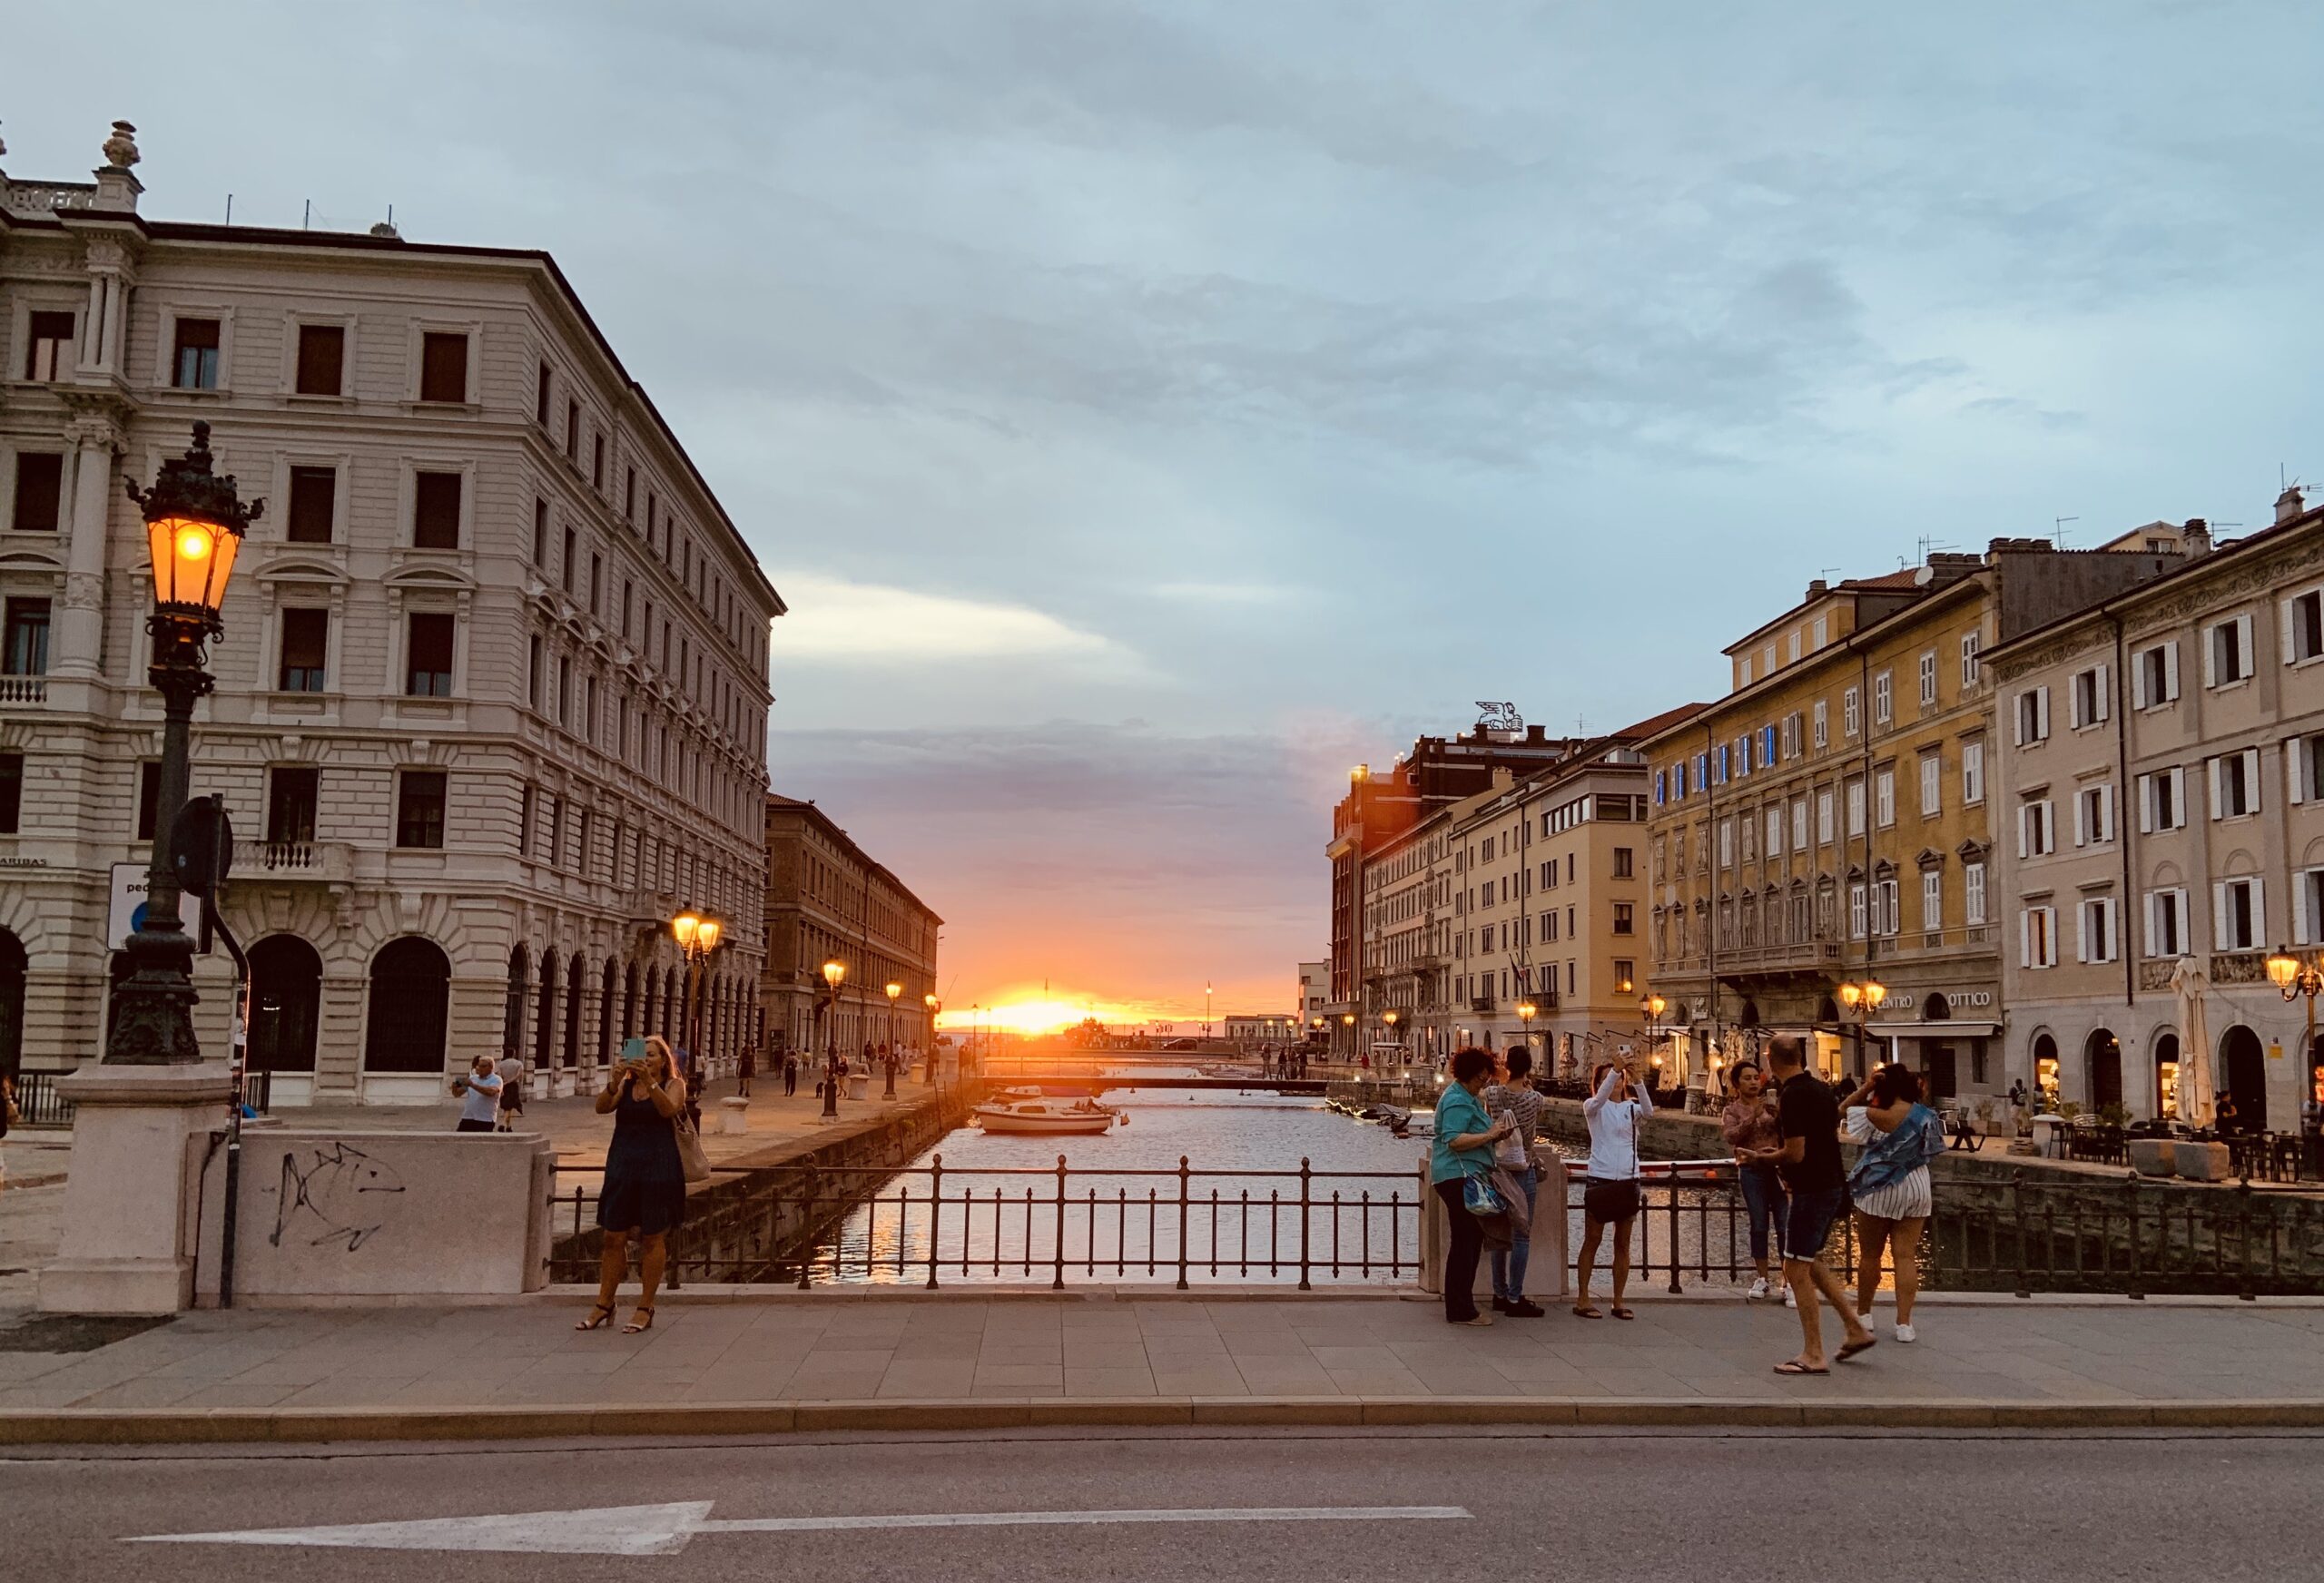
xmin=672 ymin=1109 xmax=712 ymax=1184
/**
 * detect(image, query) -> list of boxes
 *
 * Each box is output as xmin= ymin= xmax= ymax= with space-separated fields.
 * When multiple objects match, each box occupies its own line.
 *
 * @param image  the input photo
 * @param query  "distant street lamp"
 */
xmin=1516 ymin=999 xmax=1537 ymax=1058
xmin=108 ymin=422 xmax=260 ymax=1065
xmin=1341 ymin=1010 xmax=1355 ymax=1063
xmin=1837 ymin=978 xmax=1887 ymax=1079
xmin=1382 ymin=1008 xmax=1400 ymax=1054
xmin=1205 ymin=981 xmax=1214 ymax=1039
xmin=883 ymin=980 xmax=903 ymax=1096
xmin=924 ymin=992 xmax=940 ymax=1086
xmin=820 ymin=959 xmax=846 ymax=1119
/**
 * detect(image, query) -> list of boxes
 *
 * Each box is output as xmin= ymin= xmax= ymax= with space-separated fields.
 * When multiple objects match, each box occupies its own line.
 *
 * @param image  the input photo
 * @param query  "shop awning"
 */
xmin=1869 ymin=1020 xmax=1999 ymax=1039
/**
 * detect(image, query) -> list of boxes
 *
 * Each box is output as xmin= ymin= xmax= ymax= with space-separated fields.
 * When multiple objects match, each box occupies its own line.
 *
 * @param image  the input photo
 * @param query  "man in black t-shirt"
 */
xmin=1768 ymin=1034 xmax=1873 ymax=1375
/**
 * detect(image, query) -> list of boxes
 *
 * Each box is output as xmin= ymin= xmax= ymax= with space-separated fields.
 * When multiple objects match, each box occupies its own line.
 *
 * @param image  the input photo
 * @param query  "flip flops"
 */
xmin=1773 ymin=1360 xmax=1829 ymax=1376
xmin=1836 ymin=1336 xmax=1876 ymax=1362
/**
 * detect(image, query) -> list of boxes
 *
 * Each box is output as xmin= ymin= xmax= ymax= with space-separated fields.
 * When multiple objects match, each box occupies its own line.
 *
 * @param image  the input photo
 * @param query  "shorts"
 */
xmin=1784 ymin=1185 xmax=1848 ymax=1261
xmin=456 ymin=1117 xmax=496 ymax=1133
xmin=1582 ymin=1177 xmax=1641 ymax=1224
xmin=1852 ymin=1168 xmax=1932 ymax=1223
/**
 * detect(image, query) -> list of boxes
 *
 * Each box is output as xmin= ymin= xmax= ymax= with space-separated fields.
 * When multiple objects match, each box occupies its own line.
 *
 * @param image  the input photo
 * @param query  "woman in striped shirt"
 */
xmin=1484 ymin=1047 xmax=1549 ymax=1317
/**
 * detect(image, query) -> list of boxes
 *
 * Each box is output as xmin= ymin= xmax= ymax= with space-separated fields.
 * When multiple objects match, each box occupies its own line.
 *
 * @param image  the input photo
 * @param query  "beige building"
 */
xmin=761 ymin=794 xmax=940 ymax=1063
xmin=1991 ymin=500 xmax=2324 ymax=1127
xmin=0 ymin=123 xmax=780 ymax=1101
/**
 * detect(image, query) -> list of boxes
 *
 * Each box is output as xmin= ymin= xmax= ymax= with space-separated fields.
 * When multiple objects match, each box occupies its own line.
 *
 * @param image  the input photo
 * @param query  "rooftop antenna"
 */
xmin=302 ymin=198 xmax=310 ymax=231
xmin=223 ymin=192 xmax=232 ymax=225
xmin=2053 ymin=515 xmax=2079 ymax=548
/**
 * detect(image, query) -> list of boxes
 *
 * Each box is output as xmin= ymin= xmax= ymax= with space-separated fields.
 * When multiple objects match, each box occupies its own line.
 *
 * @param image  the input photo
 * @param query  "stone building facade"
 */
xmin=1643 ymin=535 xmax=2183 ymax=1099
xmin=0 ymin=124 xmax=781 ymax=1101
xmin=1991 ymin=500 xmax=2324 ymax=1127
xmin=761 ymin=794 xmax=940 ymax=1064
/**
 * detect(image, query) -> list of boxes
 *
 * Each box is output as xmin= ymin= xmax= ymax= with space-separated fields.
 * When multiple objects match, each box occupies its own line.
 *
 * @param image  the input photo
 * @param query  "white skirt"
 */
xmin=1852 ymin=1166 xmax=1931 ymax=1222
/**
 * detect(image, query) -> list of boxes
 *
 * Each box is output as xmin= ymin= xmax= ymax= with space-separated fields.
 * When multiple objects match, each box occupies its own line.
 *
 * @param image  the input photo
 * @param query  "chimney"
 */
xmin=1806 ymin=578 xmax=1829 ymax=599
xmin=2277 ymin=487 xmax=2307 ymax=526
xmin=2182 ymin=517 xmax=2211 ymax=559
xmin=1526 ymin=723 xmax=1545 ymax=744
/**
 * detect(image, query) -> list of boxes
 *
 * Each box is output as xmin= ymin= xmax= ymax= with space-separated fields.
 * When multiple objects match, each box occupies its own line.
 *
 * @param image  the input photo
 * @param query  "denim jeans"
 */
xmin=1738 ymin=1163 xmax=1788 ymax=1264
xmin=1490 ymin=1165 xmax=1539 ymax=1299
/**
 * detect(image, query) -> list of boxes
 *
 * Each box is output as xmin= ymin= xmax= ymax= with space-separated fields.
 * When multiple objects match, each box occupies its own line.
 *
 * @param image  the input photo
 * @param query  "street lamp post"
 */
xmin=1341 ymin=1011 xmax=1355 ymax=1065
xmin=2267 ymin=948 xmax=2323 ymax=1153
xmin=820 ymin=959 xmax=846 ymax=1119
xmin=1837 ymin=978 xmax=1887 ymax=1080
xmin=1382 ymin=1007 xmax=1400 ymax=1061
xmin=924 ymin=993 xmax=940 ymax=1086
xmin=108 ymin=422 xmax=259 ymax=1065
xmin=671 ymin=910 xmax=721 ymax=1082
xmin=883 ymin=981 xmax=902 ymax=1097
xmin=1515 ymin=1000 xmax=1536 ymax=1061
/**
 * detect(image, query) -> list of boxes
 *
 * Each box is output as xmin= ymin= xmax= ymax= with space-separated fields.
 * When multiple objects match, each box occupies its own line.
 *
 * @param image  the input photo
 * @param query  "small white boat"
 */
xmin=972 ymin=1096 xmax=1126 ymax=1136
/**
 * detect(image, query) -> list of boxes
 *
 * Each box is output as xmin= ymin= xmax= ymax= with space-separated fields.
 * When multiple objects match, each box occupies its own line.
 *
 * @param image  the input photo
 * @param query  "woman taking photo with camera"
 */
xmin=577 ymin=1035 xmax=688 ymax=1334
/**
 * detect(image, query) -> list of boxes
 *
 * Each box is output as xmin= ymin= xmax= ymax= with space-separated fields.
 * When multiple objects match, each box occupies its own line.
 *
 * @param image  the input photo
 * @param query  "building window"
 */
xmin=277 ymin=607 xmax=329 ymax=693
xmin=413 ymin=471 xmax=461 ymax=548
xmin=2139 ymin=766 xmax=2185 ymax=831
xmin=25 ymin=310 xmax=74 ymax=380
xmin=562 ymin=526 xmax=577 ymax=595
xmin=2297 ymin=869 xmax=2324 ymax=946
xmin=1846 ymin=779 xmax=1866 ymax=838
xmin=624 ymin=467 xmax=636 ymax=521
xmin=2069 ymin=664 xmax=2111 ymax=729
xmin=1612 ymin=846 xmax=1633 ymax=878
xmin=363 ymin=939 xmax=451 ymax=1075
xmin=2077 ymin=897 xmax=2117 ymax=964
xmin=396 ymin=771 xmax=448 ymax=849
xmin=1918 ymin=651 xmax=1938 ymax=708
xmin=0 ymin=752 xmax=20 ymax=833
xmin=1875 ymin=878 xmax=1899 ymax=937
xmin=527 ymin=634 xmax=543 ymax=712
xmin=2210 ymin=749 xmax=2260 ymax=820
xmin=1873 ymin=671 xmax=1893 ymax=725
xmin=2014 ymin=686 xmax=2050 ymax=745
xmin=2145 ymin=888 xmax=2186 ymax=957
xmin=2289 ymin=588 xmax=2324 ymax=665
xmin=1612 ymin=959 xmax=1634 ymax=995
xmin=406 ymin=613 xmax=455 ymax=697
xmin=1812 ymin=698 xmax=1827 ymax=749
xmin=3 ymin=598 xmax=51 ymax=675
xmin=1765 ymin=806 xmax=1783 ymax=858
xmin=537 ymin=362 xmax=554 ymax=425
xmin=1965 ymin=860 xmax=1987 ymax=926
xmin=1791 ymin=798 xmax=1807 ymax=850
xmin=267 ymin=765 xmax=319 ymax=844
xmin=566 ymin=399 xmax=580 ymax=457
xmin=2207 ymin=614 xmax=2253 ymax=687
xmin=172 ymin=317 xmax=221 ymax=388
xmin=2074 ymin=782 xmax=2114 ymax=846
xmin=419 ymin=332 xmax=469 ymax=403
xmin=592 ymin=433 xmax=606 ymax=490
xmin=285 ymin=466 xmax=336 ymax=544
xmin=1962 ymin=739 xmax=1985 ymax=805
xmin=2019 ymin=795 xmax=2055 ymax=858
xmin=1922 ymin=869 xmax=1943 ymax=932
xmin=294 ymin=323 xmax=345 ymax=396
xmin=136 ymin=760 xmax=162 ymax=840
xmin=1844 ymin=686 xmax=1860 ymax=737
xmin=1960 ymin=631 xmax=1981 ymax=686
xmin=1873 ymin=766 xmax=1895 ymax=828
xmin=1613 ymin=902 xmax=1634 ymax=935
xmin=2021 ymin=905 xmax=2056 ymax=968
xmin=1817 ymin=790 xmax=1834 ymax=845
xmin=1918 ymin=751 xmax=1941 ymax=817
xmin=2133 ymin=642 xmax=2179 ymax=708
xmin=2215 ymin=877 xmax=2262 ymax=952
xmin=9 ymin=453 xmax=63 ymax=533
xmin=1849 ymin=882 xmax=1867 ymax=939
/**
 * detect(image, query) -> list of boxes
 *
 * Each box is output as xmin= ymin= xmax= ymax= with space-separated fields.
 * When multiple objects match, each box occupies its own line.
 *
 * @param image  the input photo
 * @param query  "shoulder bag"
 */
xmin=672 ymin=1105 xmax=712 ymax=1184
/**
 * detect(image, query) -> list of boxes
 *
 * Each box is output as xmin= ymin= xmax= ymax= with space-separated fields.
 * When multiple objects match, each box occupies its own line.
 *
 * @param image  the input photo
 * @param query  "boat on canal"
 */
xmin=971 ymin=1095 xmax=1128 ymax=1136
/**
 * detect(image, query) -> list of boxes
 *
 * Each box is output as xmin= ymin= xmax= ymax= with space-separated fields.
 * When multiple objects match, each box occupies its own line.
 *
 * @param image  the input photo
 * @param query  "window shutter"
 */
xmin=2238 ymin=614 xmax=2255 ymax=674
xmin=2099 ymin=783 xmax=2112 ymax=842
xmin=2291 ymin=740 xmax=2307 ymax=806
xmin=2251 ymin=877 xmax=2267 ymax=944
xmin=2019 ymin=911 xmax=2032 ymax=968
xmin=2204 ymin=626 xmax=2219 ymax=688
xmin=2284 ymin=597 xmax=2299 ymax=665
xmin=2073 ymin=792 xmax=2088 ymax=848
xmin=2298 ymin=871 xmax=2312 ymax=949
xmin=2014 ymin=695 xmax=2026 ymax=747
xmin=2214 ymin=882 xmax=2230 ymax=950
xmin=2210 ymin=757 xmax=2225 ymax=821
xmin=2170 ymin=766 xmax=2185 ymax=827
xmin=2246 ymin=748 xmax=2263 ymax=813
xmin=2132 ymin=654 xmax=2149 ymax=711
xmin=2138 ymin=774 xmax=2152 ymax=834
xmin=2069 ymin=680 xmax=2084 ymax=731
xmin=2163 ymin=642 xmax=2179 ymax=699
xmin=2017 ymin=804 xmax=2029 ymax=860
xmin=2036 ymin=687 xmax=2050 ymax=738
xmin=2094 ymin=664 xmax=2111 ymax=723
xmin=2145 ymin=891 xmax=2160 ymax=957
xmin=2074 ymin=903 xmax=2090 ymax=964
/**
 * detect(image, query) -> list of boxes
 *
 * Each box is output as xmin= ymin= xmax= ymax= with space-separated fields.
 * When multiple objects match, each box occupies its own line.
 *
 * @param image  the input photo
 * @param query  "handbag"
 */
xmin=1462 ymin=1173 xmax=1506 ymax=1218
xmin=672 ymin=1109 xmax=712 ymax=1184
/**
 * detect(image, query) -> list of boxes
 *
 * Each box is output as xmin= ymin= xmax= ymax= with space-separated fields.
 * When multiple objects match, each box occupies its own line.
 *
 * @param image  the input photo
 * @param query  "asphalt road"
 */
xmin=3 ymin=1428 xmax=2311 ymax=1581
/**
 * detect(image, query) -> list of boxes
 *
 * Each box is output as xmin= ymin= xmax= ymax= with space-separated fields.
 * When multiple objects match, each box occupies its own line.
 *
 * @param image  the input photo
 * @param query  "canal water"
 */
xmin=821 ymin=1080 xmax=1762 ymax=1289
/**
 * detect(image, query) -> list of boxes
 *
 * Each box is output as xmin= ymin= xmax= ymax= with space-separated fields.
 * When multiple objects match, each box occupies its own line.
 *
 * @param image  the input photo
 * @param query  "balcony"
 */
xmin=1470 ymin=996 xmax=1495 ymax=1015
xmin=231 ymin=840 xmax=355 ymax=884
xmin=0 ymin=676 xmax=47 ymax=706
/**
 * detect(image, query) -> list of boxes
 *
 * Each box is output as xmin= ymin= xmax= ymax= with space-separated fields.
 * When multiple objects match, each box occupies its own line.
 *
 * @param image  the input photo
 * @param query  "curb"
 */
xmin=5 ymin=1395 xmax=2324 ymax=1446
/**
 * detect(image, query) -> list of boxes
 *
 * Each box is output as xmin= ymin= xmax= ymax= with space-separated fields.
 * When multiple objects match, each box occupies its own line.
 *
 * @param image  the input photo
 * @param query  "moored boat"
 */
xmin=971 ymin=1096 xmax=1126 ymax=1136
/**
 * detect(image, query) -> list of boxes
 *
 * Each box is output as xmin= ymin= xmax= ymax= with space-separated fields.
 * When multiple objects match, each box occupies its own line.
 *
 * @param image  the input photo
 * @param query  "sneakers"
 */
xmin=1781 ymin=1283 xmax=1796 ymax=1308
xmin=1505 ymin=1298 xmax=1547 ymax=1318
xmin=1894 ymin=1322 xmax=1917 ymax=1343
xmin=1491 ymin=1296 xmax=1512 ymax=1314
xmin=1747 ymin=1277 xmax=1770 ymax=1302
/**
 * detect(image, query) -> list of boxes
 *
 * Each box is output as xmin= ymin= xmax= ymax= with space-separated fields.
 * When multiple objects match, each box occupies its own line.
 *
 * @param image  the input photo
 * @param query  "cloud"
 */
xmin=771 ymin=575 xmax=1116 ymax=662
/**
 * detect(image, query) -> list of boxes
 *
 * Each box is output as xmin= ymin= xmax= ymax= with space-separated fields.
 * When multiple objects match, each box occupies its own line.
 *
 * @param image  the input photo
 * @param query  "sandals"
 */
xmin=575 ymin=1303 xmax=615 ymax=1332
xmin=1836 ymin=1336 xmax=1876 ymax=1362
xmin=623 ymin=1305 xmax=655 ymax=1334
xmin=1773 ymin=1360 xmax=1829 ymax=1376
xmin=1610 ymin=1305 xmax=1636 ymax=1321
xmin=1571 ymin=1303 xmax=1603 ymax=1319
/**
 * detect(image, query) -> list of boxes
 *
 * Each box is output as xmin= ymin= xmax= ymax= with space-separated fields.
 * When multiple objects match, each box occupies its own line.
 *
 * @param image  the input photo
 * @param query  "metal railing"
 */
xmin=549 ymin=1155 xmax=1420 ymax=1290
xmin=12 ymin=1070 xmax=74 ymax=1126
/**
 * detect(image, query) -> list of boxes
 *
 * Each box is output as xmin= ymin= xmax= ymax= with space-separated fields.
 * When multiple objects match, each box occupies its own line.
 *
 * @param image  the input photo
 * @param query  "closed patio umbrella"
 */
xmin=2170 ymin=956 xmax=2215 ymax=1128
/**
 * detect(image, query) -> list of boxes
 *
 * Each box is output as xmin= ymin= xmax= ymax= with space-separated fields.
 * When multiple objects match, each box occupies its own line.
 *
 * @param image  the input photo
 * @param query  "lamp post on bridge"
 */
xmin=1838 ymin=978 xmax=1887 ymax=1082
xmin=924 ymin=993 xmax=940 ymax=1086
xmin=820 ymin=959 xmax=846 ymax=1119
xmin=883 ymin=980 xmax=902 ymax=1097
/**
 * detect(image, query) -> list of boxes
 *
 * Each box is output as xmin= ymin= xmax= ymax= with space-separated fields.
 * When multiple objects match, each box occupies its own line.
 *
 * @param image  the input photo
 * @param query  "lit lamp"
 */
xmin=883 ymin=981 xmax=904 ymax=1096
xmin=2268 ymin=948 xmax=2324 ymax=1133
xmin=108 ymin=422 xmax=260 ymax=1064
xmin=670 ymin=910 xmax=722 ymax=1077
xmin=1516 ymin=999 xmax=1537 ymax=1057
xmin=820 ymin=959 xmax=846 ymax=1118
xmin=1837 ymin=977 xmax=1886 ymax=1079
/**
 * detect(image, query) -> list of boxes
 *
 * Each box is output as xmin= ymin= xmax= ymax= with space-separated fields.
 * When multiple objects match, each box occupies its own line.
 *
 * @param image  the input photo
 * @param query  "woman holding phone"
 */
xmin=577 ymin=1035 xmax=687 ymax=1334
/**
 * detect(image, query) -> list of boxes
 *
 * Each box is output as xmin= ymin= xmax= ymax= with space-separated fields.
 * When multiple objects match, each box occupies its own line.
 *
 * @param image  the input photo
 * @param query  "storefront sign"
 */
xmin=107 ymin=861 xmax=151 ymax=949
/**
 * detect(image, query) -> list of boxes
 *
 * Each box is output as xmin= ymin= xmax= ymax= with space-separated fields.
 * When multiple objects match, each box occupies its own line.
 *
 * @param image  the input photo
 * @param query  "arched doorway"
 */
xmin=641 ymin=967 xmax=659 ymax=1043
xmin=535 ymin=951 xmax=559 ymax=1073
xmin=564 ymin=952 xmax=584 ymax=1070
xmin=502 ymin=945 xmax=530 ymax=1064
xmin=2153 ymin=1032 xmax=2181 ymax=1119
xmin=2033 ymin=1032 xmax=2060 ymax=1106
xmin=2220 ymin=1025 xmax=2267 ymax=1131
xmin=2085 ymin=1028 xmax=2122 ymax=1111
xmin=0 ymin=928 xmax=25 ymax=1081
xmin=363 ymin=938 xmax=450 ymax=1073
xmin=622 ymin=960 xmax=639 ymax=1040
xmin=596 ymin=959 xmax=616 ymax=1070
xmin=247 ymin=935 xmax=322 ymax=1074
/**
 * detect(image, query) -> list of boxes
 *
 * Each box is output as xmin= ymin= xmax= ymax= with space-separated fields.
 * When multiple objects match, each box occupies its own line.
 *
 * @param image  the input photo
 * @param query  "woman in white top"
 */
xmin=1574 ymin=1056 xmax=1655 ymax=1320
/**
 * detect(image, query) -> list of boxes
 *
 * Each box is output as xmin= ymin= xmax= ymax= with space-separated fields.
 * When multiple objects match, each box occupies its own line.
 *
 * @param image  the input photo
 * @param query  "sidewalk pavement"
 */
xmin=4 ymin=1289 xmax=2321 ymax=1443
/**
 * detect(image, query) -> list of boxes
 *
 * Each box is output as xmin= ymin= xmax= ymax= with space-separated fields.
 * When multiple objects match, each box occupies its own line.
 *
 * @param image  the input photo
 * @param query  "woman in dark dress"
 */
xmin=577 ymin=1035 xmax=686 ymax=1334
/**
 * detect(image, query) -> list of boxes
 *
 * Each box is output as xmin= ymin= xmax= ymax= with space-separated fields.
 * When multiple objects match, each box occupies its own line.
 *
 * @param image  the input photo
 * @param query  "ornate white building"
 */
xmin=0 ymin=123 xmax=783 ymax=1101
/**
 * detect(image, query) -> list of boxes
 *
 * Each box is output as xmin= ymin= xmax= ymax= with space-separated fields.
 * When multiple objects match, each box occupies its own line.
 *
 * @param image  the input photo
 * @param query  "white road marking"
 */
xmin=127 ymin=1501 xmax=1466 ymax=1556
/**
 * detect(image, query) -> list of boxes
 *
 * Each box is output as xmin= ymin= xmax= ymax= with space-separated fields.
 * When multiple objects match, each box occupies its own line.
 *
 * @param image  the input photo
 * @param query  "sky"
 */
xmin=15 ymin=1 xmax=2324 ymax=1026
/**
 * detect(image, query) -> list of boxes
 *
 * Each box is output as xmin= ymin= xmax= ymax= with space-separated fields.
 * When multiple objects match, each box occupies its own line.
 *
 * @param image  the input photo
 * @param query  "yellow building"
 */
xmin=1642 ymin=536 xmax=2183 ymax=1100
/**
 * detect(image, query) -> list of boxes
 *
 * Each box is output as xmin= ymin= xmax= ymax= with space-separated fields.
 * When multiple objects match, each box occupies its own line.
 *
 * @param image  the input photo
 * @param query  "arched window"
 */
xmin=2084 ymin=1028 xmax=2122 ymax=1111
xmin=2221 ymin=1025 xmax=2267 ymax=1131
xmin=2153 ymin=1032 xmax=2181 ymax=1118
xmin=622 ymin=960 xmax=639 ymax=1039
xmin=597 ymin=959 xmax=617 ymax=1069
xmin=249 ymin=934 xmax=322 ymax=1074
xmin=535 ymin=951 xmax=559 ymax=1071
xmin=0 ymin=928 xmax=25 ymax=1082
xmin=363 ymin=938 xmax=450 ymax=1073
xmin=503 ymin=945 xmax=531 ymax=1063
xmin=565 ymin=952 xmax=585 ymax=1069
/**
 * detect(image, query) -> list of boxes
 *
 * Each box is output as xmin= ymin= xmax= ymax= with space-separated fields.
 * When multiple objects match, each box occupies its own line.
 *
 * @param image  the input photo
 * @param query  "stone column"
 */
xmin=39 ymin=1062 xmax=233 ymax=1314
xmin=52 ymin=407 xmax=123 ymax=683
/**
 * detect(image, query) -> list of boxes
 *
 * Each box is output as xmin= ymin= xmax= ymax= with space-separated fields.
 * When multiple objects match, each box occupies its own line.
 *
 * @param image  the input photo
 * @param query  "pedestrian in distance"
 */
xmin=577 ymin=1035 xmax=688 ymax=1335
xmin=495 ymin=1052 xmax=527 ymax=1133
xmin=450 ymin=1054 xmax=502 ymax=1134
xmin=1432 ymin=1046 xmax=1519 ymax=1326
xmin=1845 ymin=1064 xmax=1946 ymax=1342
xmin=1574 ymin=1055 xmax=1652 ymax=1320
xmin=783 ymin=1050 xmax=799 ymax=1097
xmin=1484 ymin=1046 xmax=1547 ymax=1317
xmin=1766 ymin=1033 xmax=1875 ymax=1375
xmin=1721 ymin=1061 xmax=1791 ymax=1304
xmin=737 ymin=1042 xmax=755 ymax=1098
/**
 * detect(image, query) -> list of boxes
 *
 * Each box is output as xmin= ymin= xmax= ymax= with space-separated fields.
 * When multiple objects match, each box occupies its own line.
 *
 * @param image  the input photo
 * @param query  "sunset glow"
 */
xmin=933 ymin=991 xmax=1229 ymax=1036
